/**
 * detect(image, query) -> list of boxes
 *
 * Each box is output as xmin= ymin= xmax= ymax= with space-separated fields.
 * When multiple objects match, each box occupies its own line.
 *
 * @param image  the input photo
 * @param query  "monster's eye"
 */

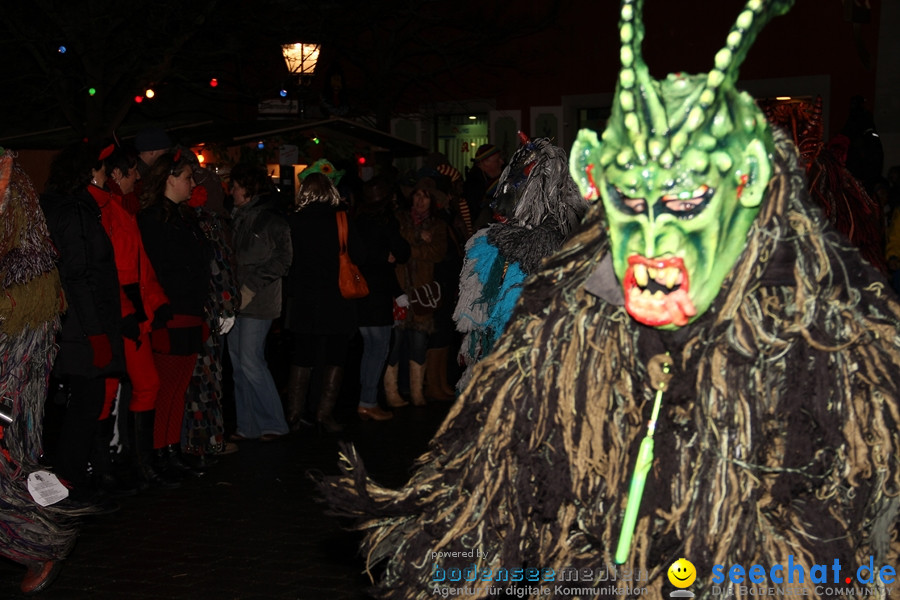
xmin=609 ymin=186 xmax=647 ymax=215
xmin=623 ymin=197 xmax=647 ymax=213
xmin=660 ymin=185 xmax=713 ymax=219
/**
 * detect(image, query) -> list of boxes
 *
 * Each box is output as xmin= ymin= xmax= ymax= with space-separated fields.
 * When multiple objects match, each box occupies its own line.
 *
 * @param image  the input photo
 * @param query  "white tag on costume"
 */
xmin=27 ymin=470 xmax=69 ymax=506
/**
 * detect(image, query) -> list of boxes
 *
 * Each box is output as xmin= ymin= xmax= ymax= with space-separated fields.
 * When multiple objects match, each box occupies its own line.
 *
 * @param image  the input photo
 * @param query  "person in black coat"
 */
xmin=284 ymin=172 xmax=365 ymax=433
xmin=40 ymin=141 xmax=125 ymax=502
xmin=137 ymin=150 xmax=212 ymax=478
xmin=462 ymin=144 xmax=504 ymax=230
xmin=353 ymin=176 xmax=411 ymax=421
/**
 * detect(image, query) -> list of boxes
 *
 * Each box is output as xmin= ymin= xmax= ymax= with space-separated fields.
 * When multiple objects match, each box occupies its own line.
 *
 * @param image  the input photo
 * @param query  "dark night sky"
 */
xmin=0 ymin=1 xmax=884 ymax=150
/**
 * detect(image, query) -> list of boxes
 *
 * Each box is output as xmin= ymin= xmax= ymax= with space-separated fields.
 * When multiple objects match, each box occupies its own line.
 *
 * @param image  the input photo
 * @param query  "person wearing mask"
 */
xmin=1 ymin=149 xmax=75 ymax=594
xmin=226 ymin=163 xmax=291 ymax=442
xmin=453 ymin=135 xmax=589 ymax=392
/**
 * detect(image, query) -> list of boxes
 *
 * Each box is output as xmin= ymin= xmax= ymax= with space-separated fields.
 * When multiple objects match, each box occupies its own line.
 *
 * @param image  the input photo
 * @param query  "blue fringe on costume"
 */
xmin=453 ymin=137 xmax=590 ymax=392
xmin=453 ymin=231 xmax=526 ymax=390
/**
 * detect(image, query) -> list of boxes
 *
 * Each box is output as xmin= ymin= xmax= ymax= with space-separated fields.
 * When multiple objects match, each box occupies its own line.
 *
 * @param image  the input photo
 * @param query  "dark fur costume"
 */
xmin=320 ymin=130 xmax=900 ymax=598
xmin=488 ymin=136 xmax=587 ymax=275
xmin=454 ymin=138 xmax=589 ymax=389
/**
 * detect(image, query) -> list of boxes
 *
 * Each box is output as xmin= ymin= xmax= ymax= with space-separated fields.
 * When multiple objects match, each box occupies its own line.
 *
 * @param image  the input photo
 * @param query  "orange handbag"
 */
xmin=336 ymin=211 xmax=369 ymax=299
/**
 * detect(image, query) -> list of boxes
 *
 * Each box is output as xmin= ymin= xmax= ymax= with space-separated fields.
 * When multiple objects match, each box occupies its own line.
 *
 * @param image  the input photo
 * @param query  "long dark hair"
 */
xmin=139 ymin=150 xmax=195 ymax=222
xmin=44 ymin=141 xmax=103 ymax=196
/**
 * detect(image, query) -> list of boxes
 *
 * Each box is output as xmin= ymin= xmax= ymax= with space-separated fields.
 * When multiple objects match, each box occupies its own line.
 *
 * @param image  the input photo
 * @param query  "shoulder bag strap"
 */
xmin=336 ymin=210 xmax=349 ymax=255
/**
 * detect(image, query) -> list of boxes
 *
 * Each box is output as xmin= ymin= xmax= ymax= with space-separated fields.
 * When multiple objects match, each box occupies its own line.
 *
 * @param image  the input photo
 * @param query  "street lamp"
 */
xmin=282 ymin=43 xmax=320 ymax=78
xmin=281 ymin=43 xmax=321 ymax=118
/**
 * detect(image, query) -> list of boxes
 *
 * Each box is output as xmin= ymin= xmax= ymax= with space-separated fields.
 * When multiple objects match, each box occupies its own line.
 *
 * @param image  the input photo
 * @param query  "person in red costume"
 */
xmin=107 ymin=145 xmax=142 ymax=215
xmin=39 ymin=141 xmax=125 ymax=505
xmin=98 ymin=146 xmax=180 ymax=490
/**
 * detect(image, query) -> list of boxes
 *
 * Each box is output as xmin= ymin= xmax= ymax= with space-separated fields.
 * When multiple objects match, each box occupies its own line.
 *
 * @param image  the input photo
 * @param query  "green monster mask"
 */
xmin=570 ymin=0 xmax=794 ymax=328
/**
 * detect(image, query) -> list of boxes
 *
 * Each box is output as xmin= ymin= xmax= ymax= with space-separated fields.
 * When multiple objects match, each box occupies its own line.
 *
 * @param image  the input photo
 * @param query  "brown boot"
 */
xmin=20 ymin=560 xmax=63 ymax=594
xmin=357 ymin=405 xmax=393 ymax=421
xmin=436 ymin=346 xmax=457 ymax=397
xmin=383 ymin=363 xmax=407 ymax=407
xmin=317 ymin=365 xmax=344 ymax=433
xmin=286 ymin=365 xmax=312 ymax=431
xmin=409 ymin=360 xmax=426 ymax=406
xmin=425 ymin=347 xmax=454 ymax=401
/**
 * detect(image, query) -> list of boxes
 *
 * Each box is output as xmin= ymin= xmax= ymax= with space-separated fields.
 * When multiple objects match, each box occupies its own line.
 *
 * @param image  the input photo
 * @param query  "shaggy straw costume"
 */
xmin=321 ymin=0 xmax=900 ymax=597
xmin=320 ymin=132 xmax=900 ymax=599
xmin=0 ymin=151 xmax=80 ymax=574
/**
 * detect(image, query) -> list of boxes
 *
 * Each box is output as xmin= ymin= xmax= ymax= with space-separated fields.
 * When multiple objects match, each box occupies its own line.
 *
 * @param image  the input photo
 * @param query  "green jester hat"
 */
xmin=570 ymin=0 xmax=794 ymax=329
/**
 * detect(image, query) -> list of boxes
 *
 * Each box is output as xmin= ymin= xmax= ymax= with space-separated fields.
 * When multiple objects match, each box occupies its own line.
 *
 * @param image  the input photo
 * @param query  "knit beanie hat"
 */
xmin=134 ymin=128 xmax=172 ymax=152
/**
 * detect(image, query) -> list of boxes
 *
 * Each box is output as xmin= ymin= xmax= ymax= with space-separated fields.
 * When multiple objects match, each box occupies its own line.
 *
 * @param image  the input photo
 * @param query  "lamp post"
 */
xmin=281 ymin=42 xmax=321 ymax=119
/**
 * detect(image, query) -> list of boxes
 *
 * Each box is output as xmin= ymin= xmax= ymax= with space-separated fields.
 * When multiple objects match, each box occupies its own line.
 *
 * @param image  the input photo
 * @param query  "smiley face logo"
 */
xmin=668 ymin=558 xmax=696 ymax=588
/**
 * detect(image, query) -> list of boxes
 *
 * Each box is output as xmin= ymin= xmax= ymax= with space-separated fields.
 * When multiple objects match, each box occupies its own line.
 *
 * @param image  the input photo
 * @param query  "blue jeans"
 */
xmin=359 ymin=326 xmax=392 ymax=408
xmin=227 ymin=317 xmax=288 ymax=438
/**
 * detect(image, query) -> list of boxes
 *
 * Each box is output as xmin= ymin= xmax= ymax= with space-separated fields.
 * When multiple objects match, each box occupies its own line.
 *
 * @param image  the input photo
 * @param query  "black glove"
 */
xmin=151 ymin=303 xmax=173 ymax=329
xmin=122 ymin=283 xmax=147 ymax=322
xmin=121 ymin=313 xmax=141 ymax=343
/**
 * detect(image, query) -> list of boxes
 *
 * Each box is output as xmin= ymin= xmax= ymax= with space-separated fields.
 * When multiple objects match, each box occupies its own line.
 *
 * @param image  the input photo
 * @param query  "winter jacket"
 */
xmin=138 ymin=199 xmax=212 ymax=354
xmin=462 ymin=167 xmax=498 ymax=230
xmin=353 ymin=207 xmax=411 ymax=327
xmin=230 ymin=193 xmax=292 ymax=320
xmin=40 ymin=188 xmax=125 ymax=377
xmin=394 ymin=210 xmax=447 ymax=332
xmin=285 ymin=202 xmax=364 ymax=336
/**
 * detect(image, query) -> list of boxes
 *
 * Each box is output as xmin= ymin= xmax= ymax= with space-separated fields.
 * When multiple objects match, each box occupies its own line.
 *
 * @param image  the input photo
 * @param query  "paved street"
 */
xmin=0 ymin=335 xmax=454 ymax=599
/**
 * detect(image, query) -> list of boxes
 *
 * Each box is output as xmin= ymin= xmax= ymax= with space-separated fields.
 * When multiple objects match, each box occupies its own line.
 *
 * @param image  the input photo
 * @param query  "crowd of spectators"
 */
xmin=34 ymin=130 xmax=509 ymax=520
xmin=36 ymin=116 xmax=900 ymax=505
xmin=8 ymin=98 xmax=900 ymax=592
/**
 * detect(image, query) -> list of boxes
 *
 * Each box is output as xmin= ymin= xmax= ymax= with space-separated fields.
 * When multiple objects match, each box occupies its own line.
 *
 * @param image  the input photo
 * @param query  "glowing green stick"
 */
xmin=615 ymin=360 xmax=669 ymax=565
